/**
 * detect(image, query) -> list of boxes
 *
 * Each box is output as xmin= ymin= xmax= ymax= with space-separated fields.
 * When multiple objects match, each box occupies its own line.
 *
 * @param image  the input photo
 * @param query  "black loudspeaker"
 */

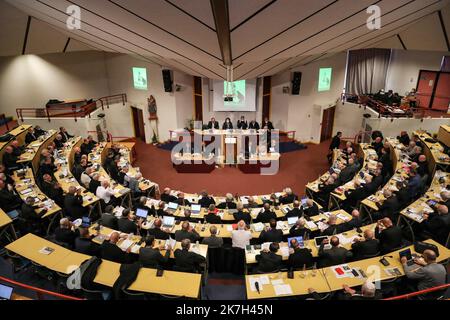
xmin=162 ymin=69 xmax=173 ymax=92
xmin=291 ymin=72 xmax=302 ymax=95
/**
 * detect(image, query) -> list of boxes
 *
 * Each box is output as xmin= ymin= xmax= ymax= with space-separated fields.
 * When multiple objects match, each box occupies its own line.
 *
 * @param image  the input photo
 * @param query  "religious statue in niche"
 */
xmin=148 ymin=95 xmax=158 ymax=120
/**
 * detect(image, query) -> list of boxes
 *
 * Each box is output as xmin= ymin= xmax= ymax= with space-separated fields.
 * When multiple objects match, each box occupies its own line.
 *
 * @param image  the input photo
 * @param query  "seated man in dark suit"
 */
xmin=100 ymin=205 xmax=118 ymax=229
xmin=289 ymin=219 xmax=309 ymax=238
xmin=259 ymin=219 xmax=283 ymax=243
xmin=207 ymin=117 xmax=219 ymax=130
xmin=237 ymin=116 xmax=248 ymax=129
xmin=139 ymin=235 xmax=171 ymax=269
xmin=248 ymin=120 xmax=260 ymax=130
xmin=205 ymin=204 xmax=222 ymax=224
xmin=374 ymin=189 xmax=400 ymax=221
xmin=217 ymin=193 xmax=237 ymax=209
xmin=54 ymin=218 xmax=79 ymax=248
xmin=233 ymin=203 xmax=252 ymax=225
xmin=255 ymin=203 xmax=277 ymax=223
xmin=321 ymin=215 xmax=341 ymax=236
xmin=100 ymin=232 xmax=131 ymax=263
xmin=375 ymin=217 xmax=403 ymax=253
xmin=351 ymin=229 xmax=380 ymax=259
xmin=339 ymin=209 xmax=363 ymax=233
xmin=64 ymin=186 xmax=87 ymax=219
xmin=343 ymin=179 xmax=367 ymax=210
xmin=40 ymin=174 xmax=64 ymax=207
xmin=421 ymin=205 xmax=450 ymax=245
xmin=255 ymin=242 xmax=283 ymax=273
xmin=2 ymin=146 xmax=18 ymax=171
xmin=318 ymin=236 xmax=353 ymax=267
xmin=174 ymin=239 xmax=206 ymax=273
xmin=59 ymin=127 xmax=73 ymax=142
xmin=317 ymin=176 xmax=338 ymax=208
xmin=175 ymin=221 xmax=200 ymax=242
xmin=288 ymin=238 xmax=314 ymax=269
xmin=88 ymin=173 xmax=101 ymax=194
xmin=25 ymin=127 xmax=38 ymax=144
xmin=201 ymin=225 xmax=224 ymax=248
xmin=285 ymin=200 xmax=303 ymax=218
xmin=75 ymin=227 xmax=100 ymax=256
xmin=117 ymin=208 xmax=138 ymax=234
xmin=198 ymin=190 xmax=215 ymax=208
xmin=279 ymin=187 xmax=298 ymax=205
xmin=176 ymin=192 xmax=191 ymax=207
xmin=147 ymin=218 xmax=170 ymax=240
xmin=303 ymin=199 xmax=320 ymax=217
xmin=161 ymin=187 xmax=178 ymax=204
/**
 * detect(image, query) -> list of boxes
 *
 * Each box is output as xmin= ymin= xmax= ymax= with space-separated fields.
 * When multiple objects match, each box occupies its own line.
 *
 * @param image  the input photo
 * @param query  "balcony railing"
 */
xmin=16 ymin=93 xmax=127 ymax=122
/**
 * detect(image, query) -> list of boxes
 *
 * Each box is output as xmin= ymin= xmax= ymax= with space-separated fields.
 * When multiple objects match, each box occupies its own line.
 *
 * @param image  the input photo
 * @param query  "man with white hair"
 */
xmin=308 ymin=280 xmax=380 ymax=300
xmin=217 ymin=193 xmax=237 ymax=209
xmin=88 ymin=173 xmax=101 ymax=194
xmin=231 ymin=220 xmax=252 ymax=249
xmin=127 ymin=172 xmax=142 ymax=195
xmin=96 ymin=180 xmax=116 ymax=205
xmin=80 ymin=167 xmax=93 ymax=188
xmin=54 ymin=218 xmax=79 ymax=248
xmin=280 ymin=187 xmax=298 ymax=204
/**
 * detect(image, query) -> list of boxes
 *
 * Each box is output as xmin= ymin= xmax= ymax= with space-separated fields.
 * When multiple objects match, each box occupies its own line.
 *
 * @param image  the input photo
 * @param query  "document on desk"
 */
xmin=240 ymin=197 xmax=249 ymax=205
xmin=271 ymin=279 xmax=284 ymax=285
xmin=249 ymin=277 xmax=263 ymax=292
xmin=226 ymin=225 xmax=233 ymax=231
xmin=305 ymin=220 xmax=317 ymax=230
xmin=317 ymin=221 xmax=329 ymax=232
xmin=250 ymin=208 xmax=261 ymax=218
xmin=119 ymin=239 xmax=134 ymax=251
xmin=279 ymin=246 xmax=290 ymax=257
xmin=337 ymin=213 xmax=350 ymax=221
xmin=273 ymin=284 xmax=293 ymax=296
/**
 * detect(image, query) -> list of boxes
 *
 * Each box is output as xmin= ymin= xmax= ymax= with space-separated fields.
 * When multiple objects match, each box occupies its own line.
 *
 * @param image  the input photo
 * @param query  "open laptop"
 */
xmin=399 ymin=248 xmax=415 ymax=266
xmin=287 ymin=236 xmax=304 ymax=248
xmin=162 ymin=216 xmax=175 ymax=229
xmin=166 ymin=202 xmax=179 ymax=213
xmin=191 ymin=204 xmax=201 ymax=214
xmin=287 ymin=216 xmax=298 ymax=226
xmin=0 ymin=284 xmax=13 ymax=300
xmin=135 ymin=208 xmax=148 ymax=219
xmin=314 ymin=236 xmax=331 ymax=249
xmin=81 ymin=217 xmax=91 ymax=228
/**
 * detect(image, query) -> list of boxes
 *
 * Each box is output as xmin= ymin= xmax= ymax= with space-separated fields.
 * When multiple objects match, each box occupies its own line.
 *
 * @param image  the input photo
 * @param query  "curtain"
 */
xmin=345 ymin=48 xmax=391 ymax=95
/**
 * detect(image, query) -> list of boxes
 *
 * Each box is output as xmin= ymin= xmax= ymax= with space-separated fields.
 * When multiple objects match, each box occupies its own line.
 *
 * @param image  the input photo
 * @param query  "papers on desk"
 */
xmin=165 ymin=238 xmax=176 ymax=250
xmin=252 ymin=222 xmax=264 ymax=232
xmin=337 ymin=213 xmax=350 ymax=222
xmin=261 ymin=242 xmax=270 ymax=251
xmin=39 ymin=246 xmax=55 ymax=255
xmin=385 ymin=267 xmax=402 ymax=277
xmin=305 ymin=220 xmax=318 ymax=230
xmin=273 ymin=284 xmax=293 ymax=296
xmin=114 ymin=206 xmax=125 ymax=217
xmin=249 ymin=275 xmax=270 ymax=292
xmin=275 ymin=192 xmax=283 ymax=198
xmin=250 ymin=208 xmax=261 ymax=218
xmin=119 ymin=239 xmax=134 ymax=251
xmin=279 ymin=246 xmax=290 ymax=257
xmin=332 ymin=264 xmax=353 ymax=278
xmin=336 ymin=234 xmax=359 ymax=245
xmin=20 ymin=188 xmax=33 ymax=195
xmin=317 ymin=221 xmax=329 ymax=232
xmin=226 ymin=225 xmax=233 ymax=231
xmin=131 ymin=244 xmax=142 ymax=254
xmin=93 ymin=234 xmax=107 ymax=244
xmin=240 ymin=197 xmax=249 ymax=205
xmin=146 ymin=199 xmax=160 ymax=208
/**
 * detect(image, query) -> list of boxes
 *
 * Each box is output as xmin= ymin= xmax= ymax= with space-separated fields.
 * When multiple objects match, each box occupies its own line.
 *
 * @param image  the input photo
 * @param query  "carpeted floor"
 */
xmin=133 ymin=139 xmax=331 ymax=196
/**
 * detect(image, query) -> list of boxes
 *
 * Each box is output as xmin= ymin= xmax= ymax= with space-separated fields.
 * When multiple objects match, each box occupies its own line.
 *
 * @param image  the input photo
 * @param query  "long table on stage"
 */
xmin=170 ymin=129 xmax=280 ymax=172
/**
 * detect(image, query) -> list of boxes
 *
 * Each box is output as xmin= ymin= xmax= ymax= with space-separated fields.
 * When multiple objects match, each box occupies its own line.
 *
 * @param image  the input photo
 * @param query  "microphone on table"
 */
xmin=255 ymin=281 xmax=260 ymax=294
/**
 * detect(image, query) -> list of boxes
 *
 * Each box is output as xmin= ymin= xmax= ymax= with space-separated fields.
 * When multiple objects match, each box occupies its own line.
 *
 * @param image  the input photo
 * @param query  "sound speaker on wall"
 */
xmin=291 ymin=72 xmax=302 ymax=95
xmin=162 ymin=69 xmax=173 ymax=92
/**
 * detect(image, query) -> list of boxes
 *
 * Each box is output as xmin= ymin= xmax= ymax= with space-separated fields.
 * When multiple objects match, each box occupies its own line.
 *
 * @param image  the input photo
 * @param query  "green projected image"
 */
xmin=318 ymin=67 xmax=332 ymax=92
xmin=224 ymin=80 xmax=246 ymax=107
xmin=132 ymin=67 xmax=148 ymax=90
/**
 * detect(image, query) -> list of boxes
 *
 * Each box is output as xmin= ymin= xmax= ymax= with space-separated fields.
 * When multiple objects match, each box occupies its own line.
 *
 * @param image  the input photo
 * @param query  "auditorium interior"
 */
xmin=0 ymin=0 xmax=450 ymax=304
